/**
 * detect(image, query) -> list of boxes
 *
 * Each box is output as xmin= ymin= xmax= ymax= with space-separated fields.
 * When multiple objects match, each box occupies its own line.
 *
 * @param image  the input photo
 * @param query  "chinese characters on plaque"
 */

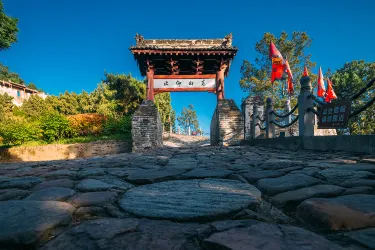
xmin=318 ymin=101 xmax=351 ymax=129
xmin=154 ymin=78 xmax=215 ymax=90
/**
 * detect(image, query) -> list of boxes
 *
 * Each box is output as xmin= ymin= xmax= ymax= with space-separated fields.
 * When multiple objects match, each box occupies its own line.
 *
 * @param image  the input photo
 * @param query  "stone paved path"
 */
xmin=1 ymin=143 xmax=375 ymax=249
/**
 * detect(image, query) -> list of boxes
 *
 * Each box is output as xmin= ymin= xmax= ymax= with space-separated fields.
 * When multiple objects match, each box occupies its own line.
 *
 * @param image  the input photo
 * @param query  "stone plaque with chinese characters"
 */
xmin=318 ymin=101 xmax=351 ymax=129
xmin=154 ymin=78 xmax=215 ymax=91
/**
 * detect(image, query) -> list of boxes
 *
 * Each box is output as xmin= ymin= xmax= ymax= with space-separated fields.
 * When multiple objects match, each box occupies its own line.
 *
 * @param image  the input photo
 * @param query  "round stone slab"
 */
xmin=119 ymin=179 xmax=261 ymax=221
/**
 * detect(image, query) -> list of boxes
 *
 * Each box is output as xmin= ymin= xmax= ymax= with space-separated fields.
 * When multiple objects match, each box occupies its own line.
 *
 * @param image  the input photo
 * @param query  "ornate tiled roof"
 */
xmin=130 ymin=33 xmax=237 ymax=51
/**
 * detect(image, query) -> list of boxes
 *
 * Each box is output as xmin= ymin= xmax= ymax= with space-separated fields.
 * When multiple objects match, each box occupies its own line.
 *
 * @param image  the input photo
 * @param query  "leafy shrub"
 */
xmin=40 ymin=112 xmax=74 ymax=142
xmin=67 ymin=113 xmax=107 ymax=136
xmin=103 ymin=115 xmax=132 ymax=135
xmin=0 ymin=116 xmax=40 ymax=145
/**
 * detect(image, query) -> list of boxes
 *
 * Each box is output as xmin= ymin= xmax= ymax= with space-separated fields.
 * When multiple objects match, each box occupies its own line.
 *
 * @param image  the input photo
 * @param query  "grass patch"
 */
xmin=0 ymin=133 xmax=131 ymax=148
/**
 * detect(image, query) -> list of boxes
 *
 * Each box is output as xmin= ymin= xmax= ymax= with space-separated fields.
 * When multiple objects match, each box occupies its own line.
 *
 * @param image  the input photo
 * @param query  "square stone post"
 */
xmin=131 ymin=100 xmax=163 ymax=151
xmin=251 ymin=104 xmax=260 ymax=139
xmin=265 ymin=98 xmax=275 ymax=138
xmin=298 ymin=76 xmax=315 ymax=136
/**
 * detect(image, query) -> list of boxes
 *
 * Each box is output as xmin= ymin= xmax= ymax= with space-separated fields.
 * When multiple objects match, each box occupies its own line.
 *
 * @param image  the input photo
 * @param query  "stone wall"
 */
xmin=242 ymin=135 xmax=375 ymax=154
xmin=131 ymin=100 xmax=163 ymax=151
xmin=0 ymin=140 xmax=131 ymax=162
xmin=210 ymin=99 xmax=244 ymax=146
xmin=210 ymin=108 xmax=220 ymax=145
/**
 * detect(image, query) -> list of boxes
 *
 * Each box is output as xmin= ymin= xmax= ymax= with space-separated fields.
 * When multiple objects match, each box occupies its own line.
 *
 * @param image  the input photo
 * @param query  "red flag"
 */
xmin=303 ymin=65 xmax=309 ymax=76
xmin=285 ymin=60 xmax=294 ymax=94
xmin=271 ymin=63 xmax=284 ymax=83
xmin=317 ymin=67 xmax=326 ymax=97
xmin=269 ymin=42 xmax=284 ymax=60
xmin=325 ymin=79 xmax=337 ymax=103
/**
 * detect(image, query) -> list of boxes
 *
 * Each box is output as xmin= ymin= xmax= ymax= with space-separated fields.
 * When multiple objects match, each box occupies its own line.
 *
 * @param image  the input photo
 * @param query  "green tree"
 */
xmin=0 ymin=63 xmax=23 ymax=83
xmin=0 ymin=93 xmax=14 ymax=120
xmin=331 ymin=60 xmax=375 ymax=135
xmin=20 ymin=95 xmax=49 ymax=119
xmin=240 ymin=31 xmax=316 ymax=108
xmin=0 ymin=1 xmax=18 ymax=51
xmin=170 ymin=109 xmax=176 ymax=133
xmin=104 ymin=73 xmax=146 ymax=114
xmin=39 ymin=112 xmax=72 ymax=142
xmin=154 ymin=92 xmax=172 ymax=131
xmin=177 ymin=104 xmax=199 ymax=135
xmin=89 ymin=82 xmax=119 ymax=116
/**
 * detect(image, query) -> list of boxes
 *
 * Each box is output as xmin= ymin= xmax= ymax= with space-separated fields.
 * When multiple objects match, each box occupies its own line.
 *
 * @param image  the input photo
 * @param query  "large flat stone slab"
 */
xmin=77 ymin=168 xmax=106 ymax=179
xmin=0 ymin=201 xmax=75 ymax=248
xmin=41 ymin=218 xmax=139 ymax=249
xmin=271 ymin=185 xmax=346 ymax=211
xmin=0 ymin=189 xmax=29 ymax=201
xmin=124 ymin=169 xmax=187 ymax=184
xmin=41 ymin=218 xmax=202 ymax=250
xmin=92 ymin=176 xmax=134 ymax=191
xmin=297 ymin=194 xmax=375 ymax=231
xmin=180 ymin=168 xmax=233 ymax=179
xmin=68 ymin=192 xmax=118 ymax=207
xmin=43 ymin=170 xmax=77 ymax=179
xmin=25 ymin=187 xmax=76 ymax=201
xmin=76 ymin=179 xmax=113 ymax=192
xmin=203 ymin=221 xmax=343 ymax=250
xmin=240 ymin=170 xmax=285 ymax=184
xmin=0 ymin=177 xmax=44 ymax=189
xmin=256 ymin=174 xmax=322 ymax=196
xmin=32 ymin=179 xmax=76 ymax=191
xmin=341 ymin=179 xmax=375 ymax=188
xmin=119 ymin=179 xmax=261 ymax=221
xmin=314 ymin=169 xmax=375 ymax=185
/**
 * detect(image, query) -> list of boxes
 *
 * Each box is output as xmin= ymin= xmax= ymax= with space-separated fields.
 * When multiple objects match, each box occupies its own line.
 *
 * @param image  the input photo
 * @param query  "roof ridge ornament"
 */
xmin=223 ymin=33 xmax=233 ymax=47
xmin=135 ymin=33 xmax=145 ymax=46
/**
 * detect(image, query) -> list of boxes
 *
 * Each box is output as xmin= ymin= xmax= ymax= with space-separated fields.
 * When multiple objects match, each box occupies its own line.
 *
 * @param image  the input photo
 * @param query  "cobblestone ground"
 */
xmin=1 ymin=141 xmax=375 ymax=249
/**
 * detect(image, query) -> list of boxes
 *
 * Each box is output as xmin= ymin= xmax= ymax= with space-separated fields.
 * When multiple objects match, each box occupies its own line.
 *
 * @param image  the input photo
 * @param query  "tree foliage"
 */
xmin=170 ymin=109 xmax=176 ymax=133
xmin=177 ymin=104 xmax=199 ymax=135
xmin=0 ymin=93 xmax=14 ymax=120
xmin=240 ymin=31 xmax=316 ymax=108
xmin=0 ymin=69 xmax=175 ymax=144
xmin=331 ymin=60 xmax=375 ymax=135
xmin=0 ymin=1 xmax=18 ymax=51
xmin=104 ymin=73 xmax=146 ymax=114
xmin=0 ymin=63 xmax=24 ymax=83
xmin=154 ymin=92 xmax=172 ymax=131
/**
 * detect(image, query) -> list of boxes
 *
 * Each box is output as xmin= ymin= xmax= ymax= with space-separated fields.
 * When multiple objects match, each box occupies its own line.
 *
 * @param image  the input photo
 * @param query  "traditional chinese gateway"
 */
xmin=129 ymin=34 xmax=244 ymax=151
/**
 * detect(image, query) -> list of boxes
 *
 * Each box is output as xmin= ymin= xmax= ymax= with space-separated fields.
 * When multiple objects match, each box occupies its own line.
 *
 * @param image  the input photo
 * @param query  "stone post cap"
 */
xmin=300 ymin=76 xmax=312 ymax=93
xmin=141 ymin=100 xmax=156 ymax=106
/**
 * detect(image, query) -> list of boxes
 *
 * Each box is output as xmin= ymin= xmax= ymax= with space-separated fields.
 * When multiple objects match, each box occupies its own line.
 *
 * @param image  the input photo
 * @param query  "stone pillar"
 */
xmin=131 ymin=100 xmax=163 ymax=151
xmin=298 ymin=75 xmax=315 ymax=136
xmin=210 ymin=99 xmax=244 ymax=146
xmin=242 ymin=96 xmax=264 ymax=140
xmin=265 ymin=98 xmax=275 ymax=138
xmin=251 ymin=104 xmax=260 ymax=139
xmin=284 ymin=98 xmax=291 ymax=124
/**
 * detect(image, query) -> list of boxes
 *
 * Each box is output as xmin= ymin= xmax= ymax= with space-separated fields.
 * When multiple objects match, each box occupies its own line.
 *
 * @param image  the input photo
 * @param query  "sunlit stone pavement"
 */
xmin=1 ymin=141 xmax=375 ymax=249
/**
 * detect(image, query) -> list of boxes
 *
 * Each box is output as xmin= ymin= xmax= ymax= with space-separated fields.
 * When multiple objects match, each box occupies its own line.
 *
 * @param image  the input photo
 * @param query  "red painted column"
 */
xmin=146 ymin=69 xmax=154 ymax=101
xmin=216 ymin=65 xmax=226 ymax=101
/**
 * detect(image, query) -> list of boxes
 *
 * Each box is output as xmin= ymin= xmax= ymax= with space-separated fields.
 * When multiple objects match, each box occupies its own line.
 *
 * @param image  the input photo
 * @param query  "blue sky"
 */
xmin=1 ymin=0 xmax=375 ymax=134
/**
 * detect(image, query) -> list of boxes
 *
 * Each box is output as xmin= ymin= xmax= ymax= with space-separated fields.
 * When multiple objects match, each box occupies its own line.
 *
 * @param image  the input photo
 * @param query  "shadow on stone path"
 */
xmin=0 ymin=143 xmax=375 ymax=249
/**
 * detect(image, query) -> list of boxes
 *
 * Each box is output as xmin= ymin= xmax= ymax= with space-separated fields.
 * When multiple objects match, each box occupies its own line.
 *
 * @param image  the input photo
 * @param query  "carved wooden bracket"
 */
xmin=166 ymin=58 xmax=180 ymax=75
xmin=192 ymin=59 xmax=204 ymax=75
xmin=146 ymin=59 xmax=154 ymax=73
